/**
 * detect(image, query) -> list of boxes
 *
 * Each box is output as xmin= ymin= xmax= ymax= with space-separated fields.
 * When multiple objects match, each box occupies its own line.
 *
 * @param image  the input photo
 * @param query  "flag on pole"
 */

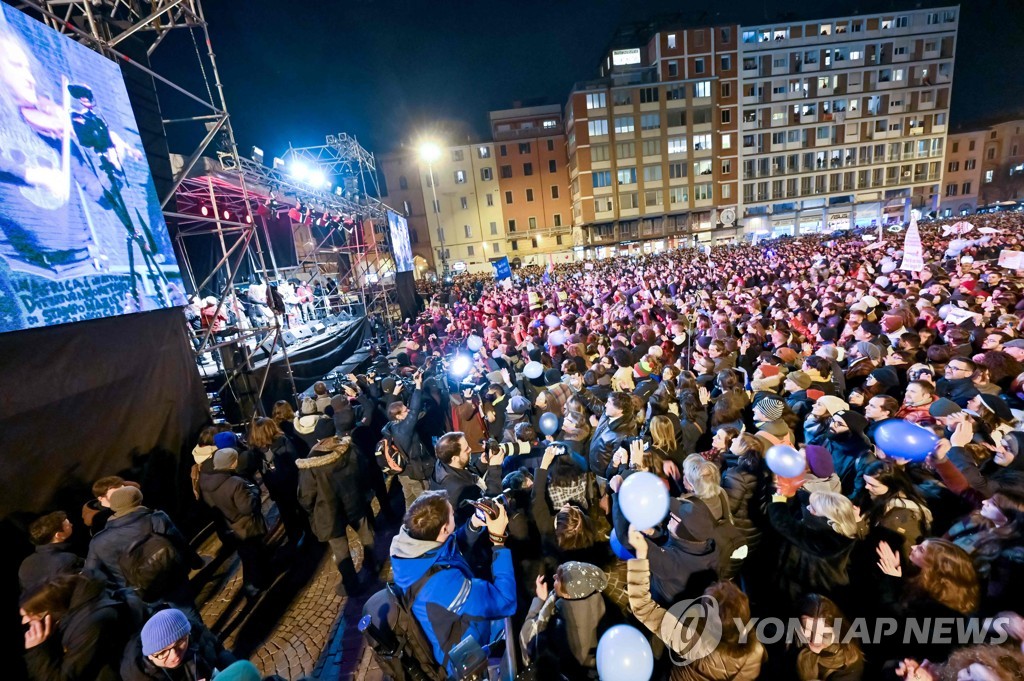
xmin=542 ymin=253 xmax=554 ymax=284
xmin=492 ymin=256 xmax=512 ymax=280
xmin=900 ymin=215 xmax=925 ymax=272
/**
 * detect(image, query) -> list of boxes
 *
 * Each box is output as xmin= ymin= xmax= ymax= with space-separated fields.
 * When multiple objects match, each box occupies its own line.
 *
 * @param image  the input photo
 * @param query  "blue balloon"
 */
xmin=548 ymin=329 xmax=567 ymax=346
xmin=874 ymin=419 xmax=940 ymax=462
xmin=597 ymin=625 xmax=654 ymax=681
xmin=466 ymin=335 xmax=483 ymax=351
xmin=539 ymin=411 xmax=559 ymax=437
xmin=609 ymin=528 xmax=634 ymax=561
xmin=765 ymin=445 xmax=806 ymax=478
xmin=618 ymin=471 xmax=670 ymax=531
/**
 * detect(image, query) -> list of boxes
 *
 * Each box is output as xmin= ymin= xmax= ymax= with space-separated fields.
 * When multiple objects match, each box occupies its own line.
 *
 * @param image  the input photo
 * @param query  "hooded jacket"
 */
xmin=389 ymin=526 xmax=516 ymax=674
xmin=19 ymin=542 xmax=83 ymax=595
xmin=520 ymin=563 xmax=607 ymax=673
xmin=947 ymin=432 xmax=1024 ymax=499
xmin=296 ymin=436 xmax=366 ymax=541
xmin=429 ymin=457 xmax=503 ymax=526
xmin=574 ymin=388 xmax=637 ymax=475
xmin=645 ymin=533 xmax=718 ymax=606
xmin=198 ymin=469 xmax=265 ymax=540
xmin=84 ymin=508 xmax=193 ymax=592
xmin=768 ymin=495 xmax=858 ymax=602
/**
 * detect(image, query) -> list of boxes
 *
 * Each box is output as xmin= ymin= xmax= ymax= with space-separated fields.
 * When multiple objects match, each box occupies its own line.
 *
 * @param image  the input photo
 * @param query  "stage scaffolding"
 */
xmin=15 ymin=0 xmax=293 ymax=422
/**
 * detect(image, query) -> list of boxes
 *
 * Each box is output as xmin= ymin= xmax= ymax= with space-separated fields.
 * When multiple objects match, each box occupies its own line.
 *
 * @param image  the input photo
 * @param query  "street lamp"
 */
xmin=418 ymin=141 xmax=448 ymax=279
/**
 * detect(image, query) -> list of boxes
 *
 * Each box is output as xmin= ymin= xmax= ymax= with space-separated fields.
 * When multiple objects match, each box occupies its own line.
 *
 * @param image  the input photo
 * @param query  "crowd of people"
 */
xmin=18 ymin=210 xmax=1024 ymax=680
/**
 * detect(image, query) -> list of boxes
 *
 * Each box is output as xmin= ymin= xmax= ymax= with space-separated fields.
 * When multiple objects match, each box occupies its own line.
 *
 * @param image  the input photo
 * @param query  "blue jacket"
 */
xmin=390 ymin=526 xmax=516 ymax=672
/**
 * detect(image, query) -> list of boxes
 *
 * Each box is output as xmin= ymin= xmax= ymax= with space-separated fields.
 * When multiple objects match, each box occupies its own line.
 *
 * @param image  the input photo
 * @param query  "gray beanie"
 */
xmin=557 ymin=561 xmax=608 ymax=599
xmin=855 ymin=341 xmax=882 ymax=363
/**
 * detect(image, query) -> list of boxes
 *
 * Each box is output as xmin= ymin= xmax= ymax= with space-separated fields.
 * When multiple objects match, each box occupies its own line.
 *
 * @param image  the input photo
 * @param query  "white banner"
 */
xmin=900 ymin=216 xmax=925 ymax=272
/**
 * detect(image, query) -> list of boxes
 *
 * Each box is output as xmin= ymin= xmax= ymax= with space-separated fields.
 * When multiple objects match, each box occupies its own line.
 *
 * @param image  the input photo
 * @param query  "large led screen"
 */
xmin=386 ymin=209 xmax=414 ymax=273
xmin=0 ymin=5 xmax=184 ymax=333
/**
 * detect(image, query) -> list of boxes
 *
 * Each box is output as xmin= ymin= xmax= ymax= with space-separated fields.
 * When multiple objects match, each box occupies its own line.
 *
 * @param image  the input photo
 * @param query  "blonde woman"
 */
xmin=769 ymin=487 xmax=865 ymax=602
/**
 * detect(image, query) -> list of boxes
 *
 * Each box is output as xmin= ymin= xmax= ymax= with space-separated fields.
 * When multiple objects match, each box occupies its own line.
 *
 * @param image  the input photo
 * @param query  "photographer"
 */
xmin=381 ymin=369 xmax=435 ymax=509
xmin=389 ymin=490 xmax=517 ymax=676
xmin=429 ymin=432 xmax=506 ymax=526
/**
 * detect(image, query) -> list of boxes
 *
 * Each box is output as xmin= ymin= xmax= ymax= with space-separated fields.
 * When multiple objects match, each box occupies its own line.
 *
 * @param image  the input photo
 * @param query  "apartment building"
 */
xmin=489 ymin=104 xmax=575 ymax=266
xmin=979 ymin=120 xmax=1024 ymax=206
xmin=565 ymin=6 xmax=959 ymax=254
xmin=418 ymin=143 xmax=505 ymax=276
xmin=377 ymin=152 xmax=434 ymax=277
xmin=940 ymin=127 xmax=986 ymax=216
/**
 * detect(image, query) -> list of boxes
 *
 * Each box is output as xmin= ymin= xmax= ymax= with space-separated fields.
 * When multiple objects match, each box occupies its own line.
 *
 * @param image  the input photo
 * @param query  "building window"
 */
xmin=721 ymin=55 xmax=732 ymax=71
xmin=478 ymin=146 xmax=490 ymax=158
xmin=721 ymin=82 xmax=731 ymax=98
xmin=962 ymin=182 xmax=972 ymax=194
xmin=666 ymin=85 xmax=685 ymax=101
xmin=668 ymin=33 xmax=676 ymax=48
xmin=694 ymin=58 xmax=705 ymax=74
xmin=693 ymin=134 xmax=712 ymax=151
xmin=988 ymin=148 xmax=997 ymax=160
xmin=460 ymin=197 xmax=468 ymax=209
xmin=451 ymin=149 xmax=464 ymax=162
xmin=486 ymin=193 xmax=494 ymax=207
xmin=965 ymin=159 xmax=976 ymax=170
xmin=945 ymin=183 xmax=958 ymax=197
xmin=398 ymin=175 xmax=408 ymax=190
xmin=721 ymin=183 xmax=732 ymax=199
xmin=669 ymin=161 xmax=686 ymax=179
xmin=614 ymin=117 xmax=635 ymax=134
xmin=508 ymin=219 xmax=517 ymax=232
xmin=527 ymin=217 xmax=537 ymax=230
xmin=595 ymin=197 xmax=614 ymax=212
xmin=694 ymin=81 xmax=712 ymax=98
xmin=467 ymin=245 xmax=474 ymax=256
xmin=948 ymin=161 xmax=959 ymax=172
xmin=531 ymin=237 xmax=538 ymax=248
xmin=640 ymin=87 xmax=659 ymax=103
xmin=511 ymin=240 xmax=518 ymax=251
xmin=499 ymin=144 xmax=507 ymax=157
xmin=721 ymin=109 xmax=731 ymax=124
xmin=721 ymin=134 xmax=732 ymax=150
xmin=493 ymin=242 xmax=500 ymax=252
xmin=670 ymin=186 xmax=688 ymax=204
xmin=588 ymin=119 xmax=609 ymax=136
xmin=553 ymin=214 xmax=562 ymax=226
xmin=526 ymin=188 xmax=534 ymax=202
xmin=504 ymin=191 xmax=513 ymax=204
xmin=643 ymin=165 xmax=662 ymax=182
xmin=985 ymin=170 xmax=994 ymax=183
xmin=403 ymin=200 xmax=411 ymax=215
xmin=551 ymin=185 xmax=559 ymax=199
xmin=524 ymin=162 xmax=533 ymax=176
xmin=694 ymin=183 xmax=713 ymax=201
xmin=592 ymin=144 xmax=610 ymax=161
xmin=617 ymin=167 xmax=637 ymax=185
xmin=432 ymin=200 xmax=440 ymax=213
xmin=593 ymin=170 xmax=613 ymax=188
xmin=668 ymin=136 xmax=687 ymax=154
xmin=642 ymin=139 xmax=661 ymax=156
xmin=722 ymin=159 xmax=732 ymax=174
xmin=613 ymin=90 xmax=632 ymax=105
xmin=619 ymin=192 xmax=639 ymax=209
xmin=616 ymin=141 xmax=635 ymax=158
xmin=668 ymin=61 xmax=678 ymax=77
xmin=480 ymin=167 xmax=493 ymax=181
xmin=694 ymin=160 xmax=713 ymax=176
xmin=586 ymin=92 xmax=606 ymax=109
xmin=546 ymin=139 xmax=555 ymax=152
xmin=519 ymin=142 xmax=531 ymax=154
xmin=641 ymin=113 xmax=660 ymax=130
xmin=500 ymin=165 xmax=513 ymax=179
xmin=548 ymin=159 xmax=557 ymax=173
xmin=490 ymin=221 xmax=498 ymax=235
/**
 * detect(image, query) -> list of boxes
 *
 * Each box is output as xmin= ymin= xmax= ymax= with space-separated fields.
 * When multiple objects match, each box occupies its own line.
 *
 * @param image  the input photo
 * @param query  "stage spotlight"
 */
xmin=273 ymin=157 xmax=285 ymax=170
xmin=309 ymin=170 xmax=326 ymax=188
xmin=222 ymin=210 xmax=231 ymax=220
xmin=251 ymin=146 xmax=264 ymax=164
xmin=290 ymin=160 xmax=309 ymax=180
xmin=450 ymin=354 xmax=472 ymax=378
xmin=200 ymin=205 xmax=209 ymax=216
xmin=245 ymin=214 xmax=253 ymax=224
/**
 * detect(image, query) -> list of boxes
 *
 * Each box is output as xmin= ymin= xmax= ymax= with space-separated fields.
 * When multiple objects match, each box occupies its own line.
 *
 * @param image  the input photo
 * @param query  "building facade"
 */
xmin=377 ymin=152 xmax=434 ymax=277
xmin=565 ymin=6 xmax=960 ymax=255
xmin=489 ymin=105 xmax=574 ymax=266
xmin=418 ymin=143 xmax=505 ymax=276
xmin=940 ymin=127 xmax=986 ymax=216
xmin=978 ymin=120 xmax=1024 ymax=207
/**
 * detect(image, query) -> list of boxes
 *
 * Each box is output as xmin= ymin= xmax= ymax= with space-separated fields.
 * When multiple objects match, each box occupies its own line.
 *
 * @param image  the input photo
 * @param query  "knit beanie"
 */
xmin=855 ymin=341 xmax=882 ymax=363
xmin=758 ymin=364 xmax=781 ymax=378
xmin=804 ymin=445 xmax=834 ymax=478
xmin=786 ymin=371 xmax=813 ymax=390
xmin=754 ymin=395 xmax=785 ymax=422
xmin=313 ymin=416 xmax=337 ymax=441
xmin=381 ymin=377 xmax=397 ymax=395
xmin=213 ymin=447 xmax=239 ymax=471
xmin=212 ymin=661 xmax=261 ymax=681
xmin=213 ymin=431 xmax=238 ymax=450
xmin=928 ymin=398 xmax=962 ymax=418
xmin=108 ymin=486 xmax=144 ymax=518
xmin=776 ymin=347 xmax=799 ymax=365
xmin=836 ymin=410 xmax=868 ymax=434
xmin=141 ymin=608 xmax=191 ymax=656
xmin=817 ymin=395 xmax=850 ymax=415
xmin=508 ymin=396 xmax=531 ymax=415
xmin=557 ymin=561 xmax=609 ymax=599
xmin=869 ymin=367 xmax=900 ymax=389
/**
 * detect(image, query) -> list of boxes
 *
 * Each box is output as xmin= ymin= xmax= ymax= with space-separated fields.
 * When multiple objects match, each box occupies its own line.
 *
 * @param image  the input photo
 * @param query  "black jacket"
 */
xmin=251 ymin=434 xmax=300 ymax=503
xmin=385 ymin=387 xmax=434 ymax=480
xmin=198 ymin=469 xmax=265 ymax=539
xmin=84 ymin=509 xmax=193 ymax=591
xmin=721 ymin=455 xmax=770 ymax=552
xmin=768 ymin=495 xmax=858 ymax=602
xmin=575 ymin=387 xmax=636 ymax=475
xmin=644 ymin=534 xmax=718 ymax=606
xmin=19 ymin=542 xmax=83 ymax=595
xmin=296 ymin=436 xmax=366 ymax=541
xmin=24 ymin=576 xmax=129 ymax=681
xmin=430 ymin=457 xmax=503 ymax=526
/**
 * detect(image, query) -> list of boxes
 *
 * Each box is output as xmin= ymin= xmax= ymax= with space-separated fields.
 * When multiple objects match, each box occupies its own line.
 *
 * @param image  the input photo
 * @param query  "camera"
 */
xmin=461 ymin=490 xmax=513 ymax=520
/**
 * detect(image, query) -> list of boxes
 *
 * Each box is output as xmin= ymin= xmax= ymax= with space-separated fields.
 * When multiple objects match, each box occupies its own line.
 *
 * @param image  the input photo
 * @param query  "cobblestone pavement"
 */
xmin=194 ymin=487 xmax=402 ymax=680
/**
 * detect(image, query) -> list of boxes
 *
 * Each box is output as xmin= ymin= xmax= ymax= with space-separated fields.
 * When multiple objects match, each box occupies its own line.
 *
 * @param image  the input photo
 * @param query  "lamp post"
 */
xmin=418 ymin=141 xmax=449 ymax=280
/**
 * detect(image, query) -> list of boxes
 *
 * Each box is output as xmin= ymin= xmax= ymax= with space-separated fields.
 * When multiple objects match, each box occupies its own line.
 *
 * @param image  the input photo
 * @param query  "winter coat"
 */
xmin=521 ymin=587 xmax=606 ymax=674
xmin=644 ymin=534 xmax=718 ymax=606
xmin=806 ymin=426 xmax=871 ymax=495
xmin=947 ymin=443 xmax=1024 ymax=499
xmin=85 ymin=508 xmax=193 ymax=591
xmin=24 ymin=576 xmax=129 ymax=681
xmin=768 ymin=495 xmax=858 ymax=602
xmin=450 ymin=394 xmax=486 ymax=453
xmin=754 ymin=418 xmax=795 ymax=451
xmin=19 ymin=542 xmax=83 ymax=595
xmin=296 ymin=436 xmax=366 ymax=541
xmin=389 ymin=526 xmax=517 ymax=674
xmin=627 ymin=558 xmax=764 ymax=681
xmin=587 ymin=413 xmax=636 ymax=477
xmin=385 ymin=388 xmax=434 ymax=480
xmin=120 ymin=631 xmax=217 ymax=681
xmin=252 ymin=434 xmax=300 ymax=503
xmin=721 ymin=455 xmax=770 ymax=553
xmin=198 ymin=469 xmax=266 ymax=540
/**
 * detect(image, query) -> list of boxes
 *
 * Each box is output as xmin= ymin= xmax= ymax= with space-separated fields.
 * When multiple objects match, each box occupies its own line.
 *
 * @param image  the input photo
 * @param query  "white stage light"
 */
xmin=290 ymin=161 xmax=309 ymax=180
xmin=450 ymin=354 xmax=472 ymax=377
xmin=309 ymin=170 xmax=326 ymax=188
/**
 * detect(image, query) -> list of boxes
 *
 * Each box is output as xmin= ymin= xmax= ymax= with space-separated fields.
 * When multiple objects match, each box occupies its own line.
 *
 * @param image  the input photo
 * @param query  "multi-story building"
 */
xmin=378 ymin=151 xmax=434 ymax=277
xmin=978 ymin=119 xmax=1024 ymax=206
xmin=566 ymin=6 xmax=959 ymax=254
xmin=940 ymin=126 xmax=986 ymax=216
xmin=418 ymin=142 xmax=505 ymax=276
xmin=489 ymin=105 xmax=574 ymax=266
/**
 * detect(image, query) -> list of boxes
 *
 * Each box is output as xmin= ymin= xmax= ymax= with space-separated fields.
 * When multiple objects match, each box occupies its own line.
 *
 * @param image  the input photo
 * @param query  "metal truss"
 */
xmin=15 ymin=0 xmax=291 ymax=423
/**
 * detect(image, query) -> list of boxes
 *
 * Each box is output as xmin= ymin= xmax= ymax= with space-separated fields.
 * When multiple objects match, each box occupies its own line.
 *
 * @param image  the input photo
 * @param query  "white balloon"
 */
xmin=523 ymin=361 xmax=544 ymax=379
xmin=466 ymin=335 xmax=483 ymax=351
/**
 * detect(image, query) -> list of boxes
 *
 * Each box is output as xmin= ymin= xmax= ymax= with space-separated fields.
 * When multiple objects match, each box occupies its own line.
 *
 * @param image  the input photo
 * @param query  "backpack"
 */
xmin=360 ymin=565 xmax=447 ymax=681
xmin=117 ymin=516 xmax=187 ymax=602
xmin=375 ymin=427 xmax=408 ymax=476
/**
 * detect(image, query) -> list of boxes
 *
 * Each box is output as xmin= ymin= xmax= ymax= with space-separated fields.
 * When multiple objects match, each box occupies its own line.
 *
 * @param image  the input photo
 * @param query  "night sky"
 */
xmin=192 ymin=0 xmax=1024 ymax=160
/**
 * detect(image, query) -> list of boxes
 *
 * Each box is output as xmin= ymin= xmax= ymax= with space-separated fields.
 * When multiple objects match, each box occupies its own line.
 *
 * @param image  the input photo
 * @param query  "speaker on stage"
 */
xmin=323 ymin=315 xmax=339 ymax=326
xmin=282 ymin=330 xmax=299 ymax=346
xmin=311 ymin=322 xmax=327 ymax=335
xmin=293 ymin=325 xmax=312 ymax=340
